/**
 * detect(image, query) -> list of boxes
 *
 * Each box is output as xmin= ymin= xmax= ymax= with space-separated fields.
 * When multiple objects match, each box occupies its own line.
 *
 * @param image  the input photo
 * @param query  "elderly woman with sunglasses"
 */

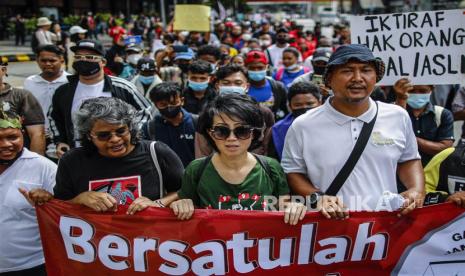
xmin=170 ymin=93 xmax=306 ymax=225
xmin=51 ymin=97 xmax=184 ymax=214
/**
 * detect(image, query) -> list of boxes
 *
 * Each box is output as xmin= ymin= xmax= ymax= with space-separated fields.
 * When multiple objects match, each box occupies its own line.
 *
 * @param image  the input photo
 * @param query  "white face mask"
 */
xmin=242 ymin=33 xmax=252 ymax=41
xmin=127 ymin=54 xmax=142 ymax=65
xmin=219 ymin=85 xmax=247 ymax=95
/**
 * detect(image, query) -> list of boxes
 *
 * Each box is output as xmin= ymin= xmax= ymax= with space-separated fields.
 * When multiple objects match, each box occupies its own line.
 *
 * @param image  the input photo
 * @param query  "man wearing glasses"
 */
xmin=48 ymin=39 xmax=152 ymax=158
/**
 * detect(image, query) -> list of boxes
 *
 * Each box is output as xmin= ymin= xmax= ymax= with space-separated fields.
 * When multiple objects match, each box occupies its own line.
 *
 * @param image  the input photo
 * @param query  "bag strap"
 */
xmin=433 ymin=105 xmax=443 ymax=128
xmin=325 ymin=102 xmax=379 ymax=196
xmin=194 ymin=154 xmax=213 ymax=184
xmin=149 ymin=141 xmax=164 ymax=199
xmin=252 ymin=153 xmax=271 ymax=179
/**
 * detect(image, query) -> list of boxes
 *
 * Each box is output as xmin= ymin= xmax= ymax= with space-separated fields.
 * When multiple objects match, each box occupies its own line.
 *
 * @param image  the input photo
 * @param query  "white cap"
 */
xmin=69 ymin=25 xmax=88 ymax=35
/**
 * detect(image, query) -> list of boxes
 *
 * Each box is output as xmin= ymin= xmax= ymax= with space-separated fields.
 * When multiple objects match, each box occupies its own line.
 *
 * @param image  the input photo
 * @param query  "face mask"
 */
xmin=73 ymin=60 xmax=101 ymax=76
xmin=219 ymin=86 xmax=246 ymax=95
xmin=285 ymin=64 xmax=299 ymax=72
xmin=127 ymin=54 xmax=142 ymax=65
xmin=276 ymin=37 xmax=287 ymax=44
xmin=139 ymin=75 xmax=155 ymax=85
xmin=407 ymin=93 xmax=431 ymax=109
xmin=260 ymin=40 xmax=271 ymax=47
xmin=159 ymin=105 xmax=181 ymax=118
xmin=242 ymin=34 xmax=252 ymax=41
xmin=248 ymin=70 xmax=267 ymax=82
xmin=313 ymin=66 xmax=326 ymax=75
xmin=292 ymin=107 xmax=311 ymax=118
xmin=188 ymin=80 xmax=209 ymax=91
xmin=112 ymin=61 xmax=125 ymax=75
xmin=178 ymin=63 xmax=190 ymax=73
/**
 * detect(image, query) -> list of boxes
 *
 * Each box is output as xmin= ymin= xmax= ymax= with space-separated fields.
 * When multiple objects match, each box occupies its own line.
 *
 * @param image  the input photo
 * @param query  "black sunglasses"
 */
xmin=209 ymin=126 xmax=255 ymax=140
xmin=89 ymin=127 xmax=130 ymax=141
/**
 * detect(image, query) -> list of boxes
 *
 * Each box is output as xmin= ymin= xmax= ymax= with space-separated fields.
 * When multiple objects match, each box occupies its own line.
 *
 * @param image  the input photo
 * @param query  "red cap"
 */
xmin=245 ymin=50 xmax=268 ymax=65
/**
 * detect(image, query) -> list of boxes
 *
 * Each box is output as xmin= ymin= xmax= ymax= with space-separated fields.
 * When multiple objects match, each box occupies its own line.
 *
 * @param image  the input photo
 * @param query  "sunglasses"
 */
xmin=89 ymin=127 xmax=130 ymax=141
xmin=209 ymin=125 xmax=254 ymax=140
xmin=74 ymin=54 xmax=102 ymax=61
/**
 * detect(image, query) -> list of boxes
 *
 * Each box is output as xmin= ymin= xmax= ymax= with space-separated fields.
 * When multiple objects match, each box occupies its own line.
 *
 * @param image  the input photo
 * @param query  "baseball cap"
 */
xmin=174 ymin=48 xmax=194 ymax=61
xmin=312 ymin=48 xmax=333 ymax=63
xmin=245 ymin=50 xmax=268 ymax=65
xmin=125 ymin=43 xmax=142 ymax=53
xmin=277 ymin=27 xmax=289 ymax=34
xmin=137 ymin=57 xmax=156 ymax=72
xmin=70 ymin=39 xmax=106 ymax=56
xmin=69 ymin=26 xmax=88 ymax=35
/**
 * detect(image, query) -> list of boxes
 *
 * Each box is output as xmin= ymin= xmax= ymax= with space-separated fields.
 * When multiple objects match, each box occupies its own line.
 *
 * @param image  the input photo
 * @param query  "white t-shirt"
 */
xmin=265 ymin=44 xmax=289 ymax=68
xmin=0 ymin=149 xmax=57 ymax=272
xmin=24 ymin=72 xmax=70 ymax=131
xmin=281 ymin=98 xmax=420 ymax=210
xmin=71 ymin=80 xmax=109 ymax=115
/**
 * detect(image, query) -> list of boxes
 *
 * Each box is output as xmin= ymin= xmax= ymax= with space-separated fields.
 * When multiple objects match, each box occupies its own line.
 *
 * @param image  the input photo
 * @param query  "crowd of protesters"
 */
xmin=0 ymin=11 xmax=465 ymax=275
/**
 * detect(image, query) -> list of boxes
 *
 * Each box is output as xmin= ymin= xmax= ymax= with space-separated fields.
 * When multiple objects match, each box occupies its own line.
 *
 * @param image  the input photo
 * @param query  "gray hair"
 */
xmin=74 ymin=97 xmax=140 ymax=148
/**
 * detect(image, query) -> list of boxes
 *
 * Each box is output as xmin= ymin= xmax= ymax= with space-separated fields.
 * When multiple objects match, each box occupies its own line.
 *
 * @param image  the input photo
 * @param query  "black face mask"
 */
xmin=292 ymin=107 xmax=311 ymax=118
xmin=178 ymin=63 xmax=189 ymax=73
xmin=159 ymin=105 xmax=181 ymax=119
xmin=313 ymin=66 xmax=326 ymax=75
xmin=276 ymin=37 xmax=287 ymax=44
xmin=73 ymin=60 xmax=101 ymax=76
xmin=112 ymin=62 xmax=125 ymax=75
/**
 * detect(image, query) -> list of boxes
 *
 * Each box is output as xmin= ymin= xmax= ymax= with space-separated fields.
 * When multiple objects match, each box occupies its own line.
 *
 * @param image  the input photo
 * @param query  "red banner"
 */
xmin=37 ymin=200 xmax=465 ymax=275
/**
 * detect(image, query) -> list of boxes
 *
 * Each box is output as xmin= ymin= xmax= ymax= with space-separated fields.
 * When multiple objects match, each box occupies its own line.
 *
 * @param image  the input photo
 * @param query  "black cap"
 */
xmin=277 ymin=27 xmax=289 ymax=34
xmin=137 ymin=57 xmax=156 ymax=72
xmin=70 ymin=39 xmax=106 ymax=56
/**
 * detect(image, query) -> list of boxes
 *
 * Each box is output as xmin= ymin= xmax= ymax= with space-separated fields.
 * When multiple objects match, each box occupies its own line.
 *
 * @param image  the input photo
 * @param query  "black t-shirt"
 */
xmin=54 ymin=140 xmax=184 ymax=203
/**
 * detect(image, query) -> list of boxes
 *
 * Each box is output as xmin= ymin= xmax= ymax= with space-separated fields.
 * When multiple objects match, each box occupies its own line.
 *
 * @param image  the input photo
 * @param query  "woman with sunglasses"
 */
xmin=51 ymin=97 xmax=184 ymax=214
xmin=170 ymin=93 xmax=306 ymax=225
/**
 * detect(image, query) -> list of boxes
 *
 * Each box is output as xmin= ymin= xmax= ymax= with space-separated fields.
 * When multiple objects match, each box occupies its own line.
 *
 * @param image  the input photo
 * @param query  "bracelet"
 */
xmin=154 ymin=199 xmax=165 ymax=208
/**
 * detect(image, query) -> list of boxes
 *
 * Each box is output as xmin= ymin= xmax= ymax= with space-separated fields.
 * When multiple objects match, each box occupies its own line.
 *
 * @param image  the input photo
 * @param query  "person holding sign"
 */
xmin=282 ymin=44 xmax=424 ymax=218
xmin=393 ymin=78 xmax=455 ymax=166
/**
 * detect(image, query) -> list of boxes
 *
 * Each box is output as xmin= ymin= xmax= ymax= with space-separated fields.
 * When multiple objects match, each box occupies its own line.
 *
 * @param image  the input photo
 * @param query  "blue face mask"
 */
xmin=139 ymin=75 xmax=155 ymax=85
xmin=188 ymin=80 xmax=209 ymax=91
xmin=219 ymin=86 xmax=246 ymax=95
xmin=248 ymin=70 xmax=267 ymax=81
xmin=407 ymin=93 xmax=431 ymax=109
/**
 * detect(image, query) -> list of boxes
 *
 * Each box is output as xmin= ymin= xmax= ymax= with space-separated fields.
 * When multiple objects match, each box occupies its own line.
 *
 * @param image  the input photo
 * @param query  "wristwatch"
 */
xmin=309 ymin=191 xmax=324 ymax=209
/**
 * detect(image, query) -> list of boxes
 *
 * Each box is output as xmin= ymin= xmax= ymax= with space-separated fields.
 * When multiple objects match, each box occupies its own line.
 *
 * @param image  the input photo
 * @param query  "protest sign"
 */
xmin=350 ymin=9 xmax=465 ymax=85
xmin=173 ymin=5 xmax=211 ymax=32
xmin=37 ymin=200 xmax=465 ymax=275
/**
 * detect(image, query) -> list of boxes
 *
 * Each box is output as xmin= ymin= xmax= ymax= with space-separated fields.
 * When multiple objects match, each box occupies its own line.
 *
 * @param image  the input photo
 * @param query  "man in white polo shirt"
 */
xmin=24 ymin=44 xmax=70 ymax=159
xmin=281 ymin=44 xmax=424 ymax=218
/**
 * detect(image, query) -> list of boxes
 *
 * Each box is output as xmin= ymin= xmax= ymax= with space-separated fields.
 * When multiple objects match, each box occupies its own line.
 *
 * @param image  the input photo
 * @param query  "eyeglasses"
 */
xmin=89 ymin=127 xmax=130 ymax=141
xmin=74 ymin=54 xmax=102 ymax=61
xmin=209 ymin=126 xmax=255 ymax=140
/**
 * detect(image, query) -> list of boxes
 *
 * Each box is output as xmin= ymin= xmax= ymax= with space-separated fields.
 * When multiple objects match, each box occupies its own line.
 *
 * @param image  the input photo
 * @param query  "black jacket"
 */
xmin=266 ymin=77 xmax=289 ymax=121
xmin=48 ymin=74 xmax=152 ymax=147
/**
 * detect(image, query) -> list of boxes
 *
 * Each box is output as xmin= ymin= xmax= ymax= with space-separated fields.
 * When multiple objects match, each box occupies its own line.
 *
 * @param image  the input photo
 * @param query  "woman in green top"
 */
xmin=170 ymin=93 xmax=306 ymax=225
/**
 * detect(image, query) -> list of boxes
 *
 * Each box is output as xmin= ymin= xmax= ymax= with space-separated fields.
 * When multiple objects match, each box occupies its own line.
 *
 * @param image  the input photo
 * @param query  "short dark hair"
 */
xmin=197 ymin=45 xmax=222 ymax=61
xmin=149 ymin=82 xmax=183 ymax=103
xmin=36 ymin=44 xmax=64 ymax=56
xmin=288 ymin=81 xmax=321 ymax=102
xmin=283 ymin=47 xmax=300 ymax=59
xmin=188 ymin=59 xmax=212 ymax=74
xmin=215 ymin=64 xmax=248 ymax=81
xmin=198 ymin=93 xmax=264 ymax=152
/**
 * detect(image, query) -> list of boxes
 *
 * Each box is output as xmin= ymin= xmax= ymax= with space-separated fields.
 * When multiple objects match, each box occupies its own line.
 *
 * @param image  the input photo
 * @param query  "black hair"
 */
xmin=215 ymin=64 xmax=248 ymax=81
xmin=188 ymin=59 xmax=212 ymax=75
xmin=197 ymin=45 xmax=222 ymax=61
xmin=288 ymin=81 xmax=321 ymax=102
xmin=149 ymin=82 xmax=183 ymax=103
xmin=198 ymin=93 xmax=264 ymax=152
xmin=36 ymin=44 xmax=64 ymax=56
xmin=283 ymin=47 xmax=300 ymax=59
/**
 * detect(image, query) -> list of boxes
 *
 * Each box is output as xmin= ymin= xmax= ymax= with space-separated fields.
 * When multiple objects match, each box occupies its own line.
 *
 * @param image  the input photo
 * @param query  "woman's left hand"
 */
xmin=283 ymin=202 xmax=307 ymax=225
xmin=127 ymin=196 xmax=157 ymax=215
xmin=19 ymin=188 xmax=53 ymax=206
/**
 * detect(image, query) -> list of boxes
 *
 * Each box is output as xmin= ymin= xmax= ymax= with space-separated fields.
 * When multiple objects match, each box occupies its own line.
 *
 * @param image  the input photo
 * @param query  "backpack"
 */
xmin=149 ymin=141 xmax=164 ymax=198
xmin=194 ymin=153 xmax=272 ymax=184
xmin=275 ymin=66 xmax=310 ymax=81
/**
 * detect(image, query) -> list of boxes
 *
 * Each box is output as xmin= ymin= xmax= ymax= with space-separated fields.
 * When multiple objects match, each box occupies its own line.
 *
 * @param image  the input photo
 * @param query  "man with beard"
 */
xmin=282 ymin=44 xmax=424 ymax=218
xmin=48 ymin=39 xmax=152 ymax=159
xmin=0 ymin=106 xmax=56 ymax=275
xmin=24 ymin=44 xmax=70 ymax=159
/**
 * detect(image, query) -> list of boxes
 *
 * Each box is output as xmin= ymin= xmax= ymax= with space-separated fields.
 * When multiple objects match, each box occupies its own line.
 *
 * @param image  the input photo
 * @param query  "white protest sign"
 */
xmin=350 ymin=9 xmax=465 ymax=86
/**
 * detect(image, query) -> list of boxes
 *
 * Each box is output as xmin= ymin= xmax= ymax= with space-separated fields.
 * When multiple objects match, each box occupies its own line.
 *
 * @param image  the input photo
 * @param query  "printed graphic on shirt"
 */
xmin=89 ymin=175 xmax=141 ymax=206
xmin=371 ymin=131 xmax=395 ymax=146
xmin=259 ymin=95 xmax=275 ymax=109
xmin=448 ymin=175 xmax=465 ymax=194
xmin=217 ymin=193 xmax=264 ymax=210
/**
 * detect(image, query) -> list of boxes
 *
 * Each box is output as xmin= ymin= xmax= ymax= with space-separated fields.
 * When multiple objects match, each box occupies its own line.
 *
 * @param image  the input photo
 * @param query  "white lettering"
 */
xmin=59 ymin=216 xmax=95 ymax=263
xmin=191 ymin=241 xmax=227 ymax=275
xmin=98 ymin=235 xmax=130 ymax=270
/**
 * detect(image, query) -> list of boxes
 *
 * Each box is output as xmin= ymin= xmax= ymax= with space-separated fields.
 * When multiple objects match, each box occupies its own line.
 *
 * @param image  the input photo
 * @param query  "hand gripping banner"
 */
xmin=36 ymin=200 xmax=465 ymax=275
